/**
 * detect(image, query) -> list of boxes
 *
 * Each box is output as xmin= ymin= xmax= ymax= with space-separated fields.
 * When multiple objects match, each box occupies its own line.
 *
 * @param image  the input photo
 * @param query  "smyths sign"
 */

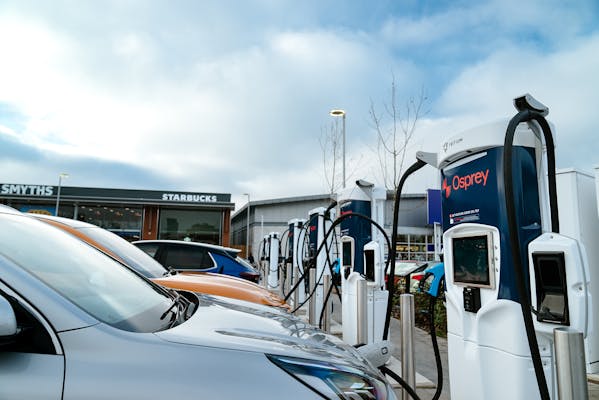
xmin=1 ymin=184 xmax=54 ymax=196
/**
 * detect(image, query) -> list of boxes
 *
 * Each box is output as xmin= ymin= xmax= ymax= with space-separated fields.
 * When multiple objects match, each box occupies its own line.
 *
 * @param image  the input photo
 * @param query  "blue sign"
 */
xmin=19 ymin=205 xmax=55 ymax=215
xmin=427 ymin=189 xmax=442 ymax=225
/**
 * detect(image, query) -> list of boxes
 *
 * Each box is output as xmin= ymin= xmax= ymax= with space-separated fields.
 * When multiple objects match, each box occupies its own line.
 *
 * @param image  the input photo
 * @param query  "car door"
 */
xmin=0 ymin=286 xmax=64 ymax=399
xmin=161 ymin=243 xmax=218 ymax=273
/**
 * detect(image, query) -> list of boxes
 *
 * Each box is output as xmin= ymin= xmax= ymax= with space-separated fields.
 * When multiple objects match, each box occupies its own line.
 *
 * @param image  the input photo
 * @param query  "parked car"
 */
xmin=386 ymin=260 xmax=429 ymax=293
xmin=0 ymin=206 xmax=396 ymax=399
xmin=133 ymin=239 xmax=260 ymax=283
xmin=30 ymin=214 xmax=288 ymax=310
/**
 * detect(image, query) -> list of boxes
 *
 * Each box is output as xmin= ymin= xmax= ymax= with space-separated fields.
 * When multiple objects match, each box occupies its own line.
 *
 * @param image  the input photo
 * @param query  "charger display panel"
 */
xmin=452 ymin=233 xmax=494 ymax=288
xmin=342 ymin=240 xmax=353 ymax=268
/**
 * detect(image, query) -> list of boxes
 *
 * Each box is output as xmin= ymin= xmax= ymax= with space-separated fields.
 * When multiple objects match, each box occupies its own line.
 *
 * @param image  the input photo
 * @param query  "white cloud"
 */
xmin=1 ymin=1 xmax=598 ymax=208
xmin=434 ymin=33 xmax=599 ymax=171
xmin=381 ymin=0 xmax=595 ymax=50
xmin=0 ymin=9 xmax=398 ymax=197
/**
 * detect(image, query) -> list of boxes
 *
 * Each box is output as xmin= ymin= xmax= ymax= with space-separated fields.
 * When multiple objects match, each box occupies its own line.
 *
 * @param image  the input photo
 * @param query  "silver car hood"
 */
xmin=154 ymin=294 xmax=370 ymax=369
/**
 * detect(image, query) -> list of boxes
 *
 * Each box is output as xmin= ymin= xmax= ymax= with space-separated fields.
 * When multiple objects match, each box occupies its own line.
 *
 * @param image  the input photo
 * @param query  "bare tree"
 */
xmin=319 ymin=121 xmax=343 ymax=195
xmin=370 ymin=75 xmax=428 ymax=190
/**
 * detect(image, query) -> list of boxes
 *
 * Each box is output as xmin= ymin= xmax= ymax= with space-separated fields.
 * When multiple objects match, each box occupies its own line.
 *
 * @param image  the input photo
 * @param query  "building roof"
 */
xmin=0 ymin=183 xmax=234 ymax=209
xmin=232 ymin=191 xmax=427 ymax=219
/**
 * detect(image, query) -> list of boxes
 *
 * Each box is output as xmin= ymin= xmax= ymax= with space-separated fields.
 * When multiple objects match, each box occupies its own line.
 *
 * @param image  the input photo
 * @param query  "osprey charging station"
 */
xmin=419 ymin=95 xmax=597 ymax=399
xmin=287 ymin=218 xmax=307 ymax=305
xmin=338 ymin=181 xmax=389 ymax=345
xmin=259 ymin=232 xmax=281 ymax=291
xmin=307 ymin=206 xmax=336 ymax=325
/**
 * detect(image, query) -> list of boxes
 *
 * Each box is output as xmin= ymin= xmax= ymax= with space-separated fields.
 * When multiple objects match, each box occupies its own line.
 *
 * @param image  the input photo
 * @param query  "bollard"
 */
xmin=357 ymin=279 xmax=368 ymax=344
xmin=554 ymin=327 xmax=588 ymax=400
xmin=261 ymin=260 xmax=268 ymax=289
xmin=400 ymin=294 xmax=415 ymax=400
xmin=281 ymin=263 xmax=290 ymax=298
xmin=308 ymin=269 xmax=316 ymax=325
xmin=322 ymin=274 xmax=331 ymax=332
xmin=292 ymin=264 xmax=299 ymax=313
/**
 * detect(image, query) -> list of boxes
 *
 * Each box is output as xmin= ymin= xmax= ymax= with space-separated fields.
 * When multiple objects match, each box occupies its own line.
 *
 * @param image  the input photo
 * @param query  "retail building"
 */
xmin=0 ymin=183 xmax=234 ymax=245
xmin=231 ymin=191 xmax=441 ymax=261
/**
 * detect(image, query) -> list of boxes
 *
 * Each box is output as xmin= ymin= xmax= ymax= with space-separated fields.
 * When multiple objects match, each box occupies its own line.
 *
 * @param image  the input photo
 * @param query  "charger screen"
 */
xmin=342 ymin=241 xmax=353 ymax=268
xmin=452 ymin=235 xmax=491 ymax=287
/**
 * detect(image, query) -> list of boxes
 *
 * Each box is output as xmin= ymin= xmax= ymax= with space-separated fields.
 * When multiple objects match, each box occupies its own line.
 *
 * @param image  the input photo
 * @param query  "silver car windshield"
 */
xmin=0 ymin=213 xmax=172 ymax=332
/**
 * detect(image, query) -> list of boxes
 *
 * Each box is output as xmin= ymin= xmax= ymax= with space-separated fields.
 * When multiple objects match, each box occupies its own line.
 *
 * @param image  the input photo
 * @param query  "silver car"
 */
xmin=0 ymin=207 xmax=396 ymax=399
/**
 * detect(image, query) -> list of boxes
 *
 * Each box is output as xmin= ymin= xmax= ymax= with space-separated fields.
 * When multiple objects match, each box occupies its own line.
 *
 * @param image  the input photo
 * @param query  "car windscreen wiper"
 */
xmin=162 ymin=266 xmax=178 ymax=277
xmin=160 ymin=291 xmax=195 ymax=328
xmin=160 ymin=295 xmax=180 ymax=322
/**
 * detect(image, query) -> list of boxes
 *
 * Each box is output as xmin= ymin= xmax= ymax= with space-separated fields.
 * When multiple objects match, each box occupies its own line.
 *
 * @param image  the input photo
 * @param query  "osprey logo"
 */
xmin=442 ymin=178 xmax=452 ymax=198
xmin=442 ymin=169 xmax=490 ymax=198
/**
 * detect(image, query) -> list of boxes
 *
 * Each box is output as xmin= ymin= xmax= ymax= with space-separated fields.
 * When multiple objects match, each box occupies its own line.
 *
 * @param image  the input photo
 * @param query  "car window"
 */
xmin=135 ymin=242 xmax=160 ymax=258
xmin=0 ymin=214 xmax=172 ymax=333
xmin=164 ymin=244 xmax=214 ymax=270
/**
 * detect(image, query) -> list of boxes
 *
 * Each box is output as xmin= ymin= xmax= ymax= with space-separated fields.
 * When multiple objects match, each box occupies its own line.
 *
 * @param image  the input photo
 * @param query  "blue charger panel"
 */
xmin=340 ymin=200 xmax=372 ymax=275
xmin=441 ymin=146 xmax=541 ymax=302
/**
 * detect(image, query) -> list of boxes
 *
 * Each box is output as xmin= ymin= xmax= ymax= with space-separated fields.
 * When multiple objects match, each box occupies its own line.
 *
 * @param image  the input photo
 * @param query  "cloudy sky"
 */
xmin=1 ymin=0 xmax=598 ymax=209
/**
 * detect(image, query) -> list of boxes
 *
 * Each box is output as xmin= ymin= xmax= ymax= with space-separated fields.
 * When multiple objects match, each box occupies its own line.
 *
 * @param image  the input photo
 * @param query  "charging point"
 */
xmin=418 ymin=95 xmax=596 ymax=400
xmin=338 ymin=182 xmax=388 ymax=345
xmin=287 ymin=218 xmax=307 ymax=307
xmin=266 ymin=232 xmax=280 ymax=291
xmin=307 ymin=207 xmax=335 ymax=327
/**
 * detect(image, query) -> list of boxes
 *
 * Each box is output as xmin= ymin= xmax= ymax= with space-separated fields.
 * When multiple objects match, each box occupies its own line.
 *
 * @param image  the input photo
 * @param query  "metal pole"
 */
xmin=308 ymin=269 xmax=316 ymax=325
xmin=293 ymin=264 xmax=299 ymax=313
xmin=400 ymin=294 xmax=415 ymax=400
xmin=55 ymin=177 xmax=62 ymax=216
xmin=554 ymin=327 xmax=588 ymax=400
xmin=281 ymin=263 xmax=290 ymax=298
xmin=55 ymin=173 xmax=68 ymax=216
xmin=244 ymin=193 xmax=250 ymax=258
xmin=342 ymin=113 xmax=346 ymax=189
xmin=322 ymin=274 xmax=331 ymax=333
xmin=330 ymin=109 xmax=346 ymax=189
xmin=357 ymin=279 xmax=368 ymax=344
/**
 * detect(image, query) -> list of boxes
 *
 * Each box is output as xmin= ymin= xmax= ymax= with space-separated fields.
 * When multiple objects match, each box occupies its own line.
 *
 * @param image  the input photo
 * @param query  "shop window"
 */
xmin=77 ymin=205 xmax=142 ymax=241
xmin=158 ymin=209 xmax=221 ymax=244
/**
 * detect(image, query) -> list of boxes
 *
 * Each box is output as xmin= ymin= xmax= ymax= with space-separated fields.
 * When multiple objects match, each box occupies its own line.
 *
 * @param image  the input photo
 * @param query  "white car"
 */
xmin=0 ymin=206 xmax=396 ymax=399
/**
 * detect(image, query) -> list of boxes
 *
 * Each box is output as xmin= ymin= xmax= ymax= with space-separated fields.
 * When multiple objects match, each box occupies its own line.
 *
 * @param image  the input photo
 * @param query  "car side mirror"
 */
xmin=0 ymin=296 xmax=17 ymax=338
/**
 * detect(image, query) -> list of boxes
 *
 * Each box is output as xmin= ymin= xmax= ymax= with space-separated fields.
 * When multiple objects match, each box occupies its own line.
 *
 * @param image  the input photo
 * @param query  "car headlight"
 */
xmin=267 ymin=354 xmax=396 ymax=400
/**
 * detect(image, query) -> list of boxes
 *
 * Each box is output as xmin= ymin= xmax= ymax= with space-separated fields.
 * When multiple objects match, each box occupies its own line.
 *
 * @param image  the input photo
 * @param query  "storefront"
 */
xmin=0 ymin=183 xmax=234 ymax=245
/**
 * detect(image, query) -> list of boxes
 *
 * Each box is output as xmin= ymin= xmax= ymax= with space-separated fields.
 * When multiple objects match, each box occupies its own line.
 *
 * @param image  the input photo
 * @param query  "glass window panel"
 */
xmin=164 ymin=245 xmax=213 ymax=270
xmin=158 ymin=209 xmax=221 ymax=244
xmin=77 ymin=205 xmax=142 ymax=241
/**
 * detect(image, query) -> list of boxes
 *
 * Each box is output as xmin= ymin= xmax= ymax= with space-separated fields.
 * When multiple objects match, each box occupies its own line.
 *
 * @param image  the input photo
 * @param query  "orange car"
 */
xmin=30 ymin=214 xmax=289 ymax=310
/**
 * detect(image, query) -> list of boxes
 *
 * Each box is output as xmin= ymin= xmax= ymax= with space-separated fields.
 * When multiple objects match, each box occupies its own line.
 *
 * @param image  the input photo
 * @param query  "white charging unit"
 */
xmin=425 ymin=111 xmax=595 ymax=400
xmin=338 ymin=182 xmax=389 ymax=345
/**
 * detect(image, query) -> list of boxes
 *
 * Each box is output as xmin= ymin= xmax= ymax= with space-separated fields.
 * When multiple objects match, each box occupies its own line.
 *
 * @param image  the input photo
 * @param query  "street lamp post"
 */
xmin=243 ymin=193 xmax=250 ymax=259
xmin=55 ymin=173 xmax=69 ymax=216
xmin=329 ymin=109 xmax=346 ymax=188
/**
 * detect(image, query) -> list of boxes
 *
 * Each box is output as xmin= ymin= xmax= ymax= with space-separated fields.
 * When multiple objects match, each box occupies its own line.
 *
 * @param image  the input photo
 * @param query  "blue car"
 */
xmin=133 ymin=240 xmax=260 ymax=283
